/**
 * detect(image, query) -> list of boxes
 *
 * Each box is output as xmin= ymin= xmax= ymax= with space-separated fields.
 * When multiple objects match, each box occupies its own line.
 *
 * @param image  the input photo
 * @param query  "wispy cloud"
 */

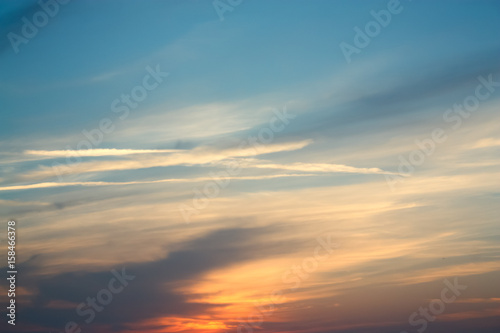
xmin=246 ymin=162 xmax=397 ymax=175
xmin=0 ymin=173 xmax=318 ymax=192
xmin=21 ymin=140 xmax=314 ymax=180
xmin=24 ymin=148 xmax=183 ymax=157
xmin=468 ymin=138 xmax=500 ymax=149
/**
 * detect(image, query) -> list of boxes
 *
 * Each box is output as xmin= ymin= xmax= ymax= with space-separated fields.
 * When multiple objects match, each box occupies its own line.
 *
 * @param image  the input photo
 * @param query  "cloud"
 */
xmin=20 ymin=140 xmax=313 ymax=180
xmin=0 ymin=173 xmax=318 ymax=192
xmin=468 ymin=138 xmax=500 ymax=149
xmin=24 ymin=148 xmax=183 ymax=157
xmin=6 ymin=226 xmax=299 ymax=332
xmin=3 ymin=138 xmax=398 ymax=190
xmin=110 ymin=101 xmax=274 ymax=145
xmin=246 ymin=162 xmax=397 ymax=175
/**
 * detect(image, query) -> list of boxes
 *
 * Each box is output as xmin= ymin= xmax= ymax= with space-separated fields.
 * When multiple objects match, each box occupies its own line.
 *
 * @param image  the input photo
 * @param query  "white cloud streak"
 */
xmin=23 ymin=140 xmax=314 ymax=180
xmin=0 ymin=173 xmax=319 ymax=192
xmin=24 ymin=148 xmax=183 ymax=157
xmin=246 ymin=162 xmax=397 ymax=175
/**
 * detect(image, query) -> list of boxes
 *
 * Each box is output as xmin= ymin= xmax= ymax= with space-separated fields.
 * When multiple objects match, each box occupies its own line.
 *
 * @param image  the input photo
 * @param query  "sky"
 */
xmin=0 ymin=0 xmax=500 ymax=332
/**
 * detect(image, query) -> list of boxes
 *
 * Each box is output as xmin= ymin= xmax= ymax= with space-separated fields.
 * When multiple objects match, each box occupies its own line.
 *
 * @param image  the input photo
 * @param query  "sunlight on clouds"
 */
xmin=1 ymin=1 xmax=499 ymax=332
xmin=0 ymin=173 xmax=319 ymax=191
xmin=20 ymin=140 xmax=313 ymax=180
xmin=245 ymin=161 xmax=396 ymax=175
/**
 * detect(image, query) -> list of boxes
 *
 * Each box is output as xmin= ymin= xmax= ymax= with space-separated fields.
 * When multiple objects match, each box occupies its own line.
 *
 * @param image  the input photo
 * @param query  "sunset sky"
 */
xmin=1 ymin=1 xmax=500 ymax=333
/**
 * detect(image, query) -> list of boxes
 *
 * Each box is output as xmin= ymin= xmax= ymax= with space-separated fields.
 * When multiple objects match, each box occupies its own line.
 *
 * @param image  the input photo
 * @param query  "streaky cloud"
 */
xmin=24 ymin=148 xmax=184 ymax=157
xmin=247 ymin=162 xmax=398 ymax=175
xmin=21 ymin=139 xmax=314 ymax=180
xmin=0 ymin=173 xmax=319 ymax=192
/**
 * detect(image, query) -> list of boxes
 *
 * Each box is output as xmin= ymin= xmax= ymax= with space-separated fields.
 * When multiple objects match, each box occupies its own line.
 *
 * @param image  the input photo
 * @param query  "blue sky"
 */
xmin=1 ymin=1 xmax=500 ymax=333
xmin=1 ymin=0 xmax=499 ymax=142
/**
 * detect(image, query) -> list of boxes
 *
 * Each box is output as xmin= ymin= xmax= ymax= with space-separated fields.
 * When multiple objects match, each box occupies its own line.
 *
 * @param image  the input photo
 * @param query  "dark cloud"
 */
xmin=262 ymin=271 xmax=500 ymax=333
xmin=0 ymin=225 xmax=302 ymax=332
